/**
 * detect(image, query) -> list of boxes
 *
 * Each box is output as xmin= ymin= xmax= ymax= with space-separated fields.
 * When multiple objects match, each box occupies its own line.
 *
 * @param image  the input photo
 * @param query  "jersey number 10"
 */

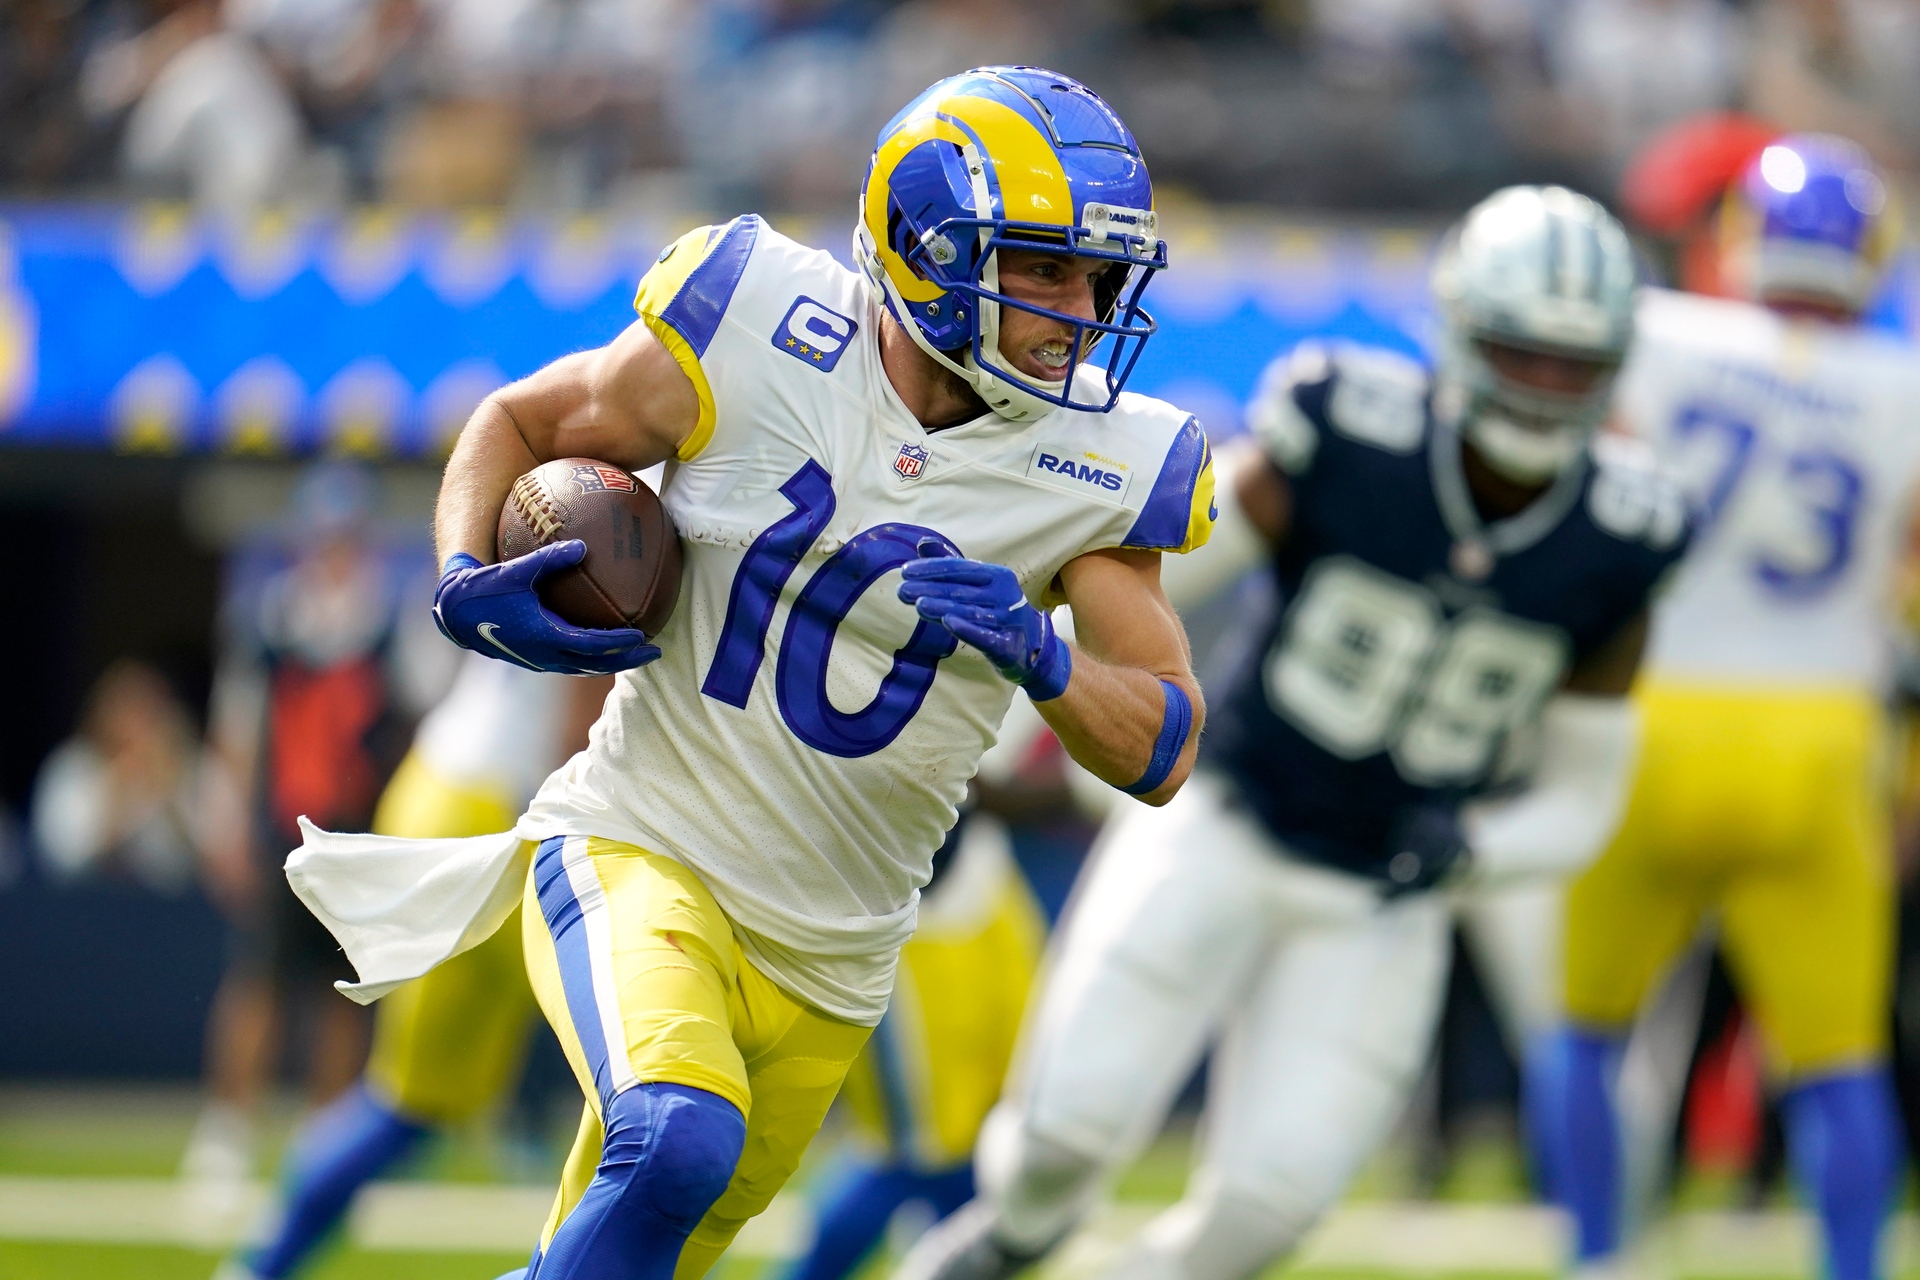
xmin=700 ymin=460 xmax=962 ymax=759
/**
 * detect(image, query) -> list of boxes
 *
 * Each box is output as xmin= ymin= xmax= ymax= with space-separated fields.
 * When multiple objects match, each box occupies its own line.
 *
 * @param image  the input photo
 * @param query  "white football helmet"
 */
xmin=1431 ymin=186 xmax=1637 ymax=483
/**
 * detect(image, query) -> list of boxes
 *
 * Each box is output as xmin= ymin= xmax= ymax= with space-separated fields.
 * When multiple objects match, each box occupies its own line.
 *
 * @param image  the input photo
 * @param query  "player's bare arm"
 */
xmin=1229 ymin=436 xmax=1293 ymax=545
xmin=1043 ymin=547 xmax=1203 ymax=804
xmin=428 ymin=321 xmax=698 ymax=676
xmin=1562 ymin=608 xmax=1649 ymax=697
xmin=434 ymin=320 xmax=699 ymax=566
xmin=898 ymin=541 xmax=1204 ymax=807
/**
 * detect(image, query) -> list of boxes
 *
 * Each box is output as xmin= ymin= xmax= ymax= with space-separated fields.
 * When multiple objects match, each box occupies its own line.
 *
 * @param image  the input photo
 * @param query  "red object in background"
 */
xmin=268 ymin=657 xmax=384 ymax=832
xmin=1684 ymin=1008 xmax=1766 ymax=1174
xmin=1621 ymin=113 xmax=1782 ymax=237
xmin=1019 ymin=725 xmax=1067 ymax=773
xmin=1621 ymin=113 xmax=1782 ymax=298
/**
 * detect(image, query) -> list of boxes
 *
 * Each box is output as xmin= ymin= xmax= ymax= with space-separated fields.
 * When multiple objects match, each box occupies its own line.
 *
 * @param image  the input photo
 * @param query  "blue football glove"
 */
xmin=897 ymin=540 xmax=1072 ymax=700
xmin=432 ymin=542 xmax=661 ymax=676
xmin=1377 ymin=804 xmax=1472 ymax=899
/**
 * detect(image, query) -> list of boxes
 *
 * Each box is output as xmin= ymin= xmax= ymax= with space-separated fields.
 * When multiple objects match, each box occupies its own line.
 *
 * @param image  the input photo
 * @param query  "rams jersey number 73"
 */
xmin=522 ymin=216 xmax=1214 ymax=1024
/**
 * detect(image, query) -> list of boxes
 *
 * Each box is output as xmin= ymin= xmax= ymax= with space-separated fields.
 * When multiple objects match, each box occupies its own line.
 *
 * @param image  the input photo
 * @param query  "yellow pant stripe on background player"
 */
xmin=1564 ymin=683 xmax=1894 ymax=1074
xmin=523 ymin=835 xmax=871 ymax=1280
xmin=839 ymin=849 xmax=1045 ymax=1167
xmin=362 ymin=752 xmax=541 ymax=1124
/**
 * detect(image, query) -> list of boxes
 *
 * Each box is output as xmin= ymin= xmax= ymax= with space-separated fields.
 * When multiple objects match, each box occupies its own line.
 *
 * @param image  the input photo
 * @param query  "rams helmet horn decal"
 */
xmin=854 ymin=66 xmax=1167 ymax=422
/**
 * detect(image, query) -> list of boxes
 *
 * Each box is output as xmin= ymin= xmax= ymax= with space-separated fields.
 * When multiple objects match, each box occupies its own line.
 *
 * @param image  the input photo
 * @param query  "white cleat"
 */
xmin=892 ymin=1200 xmax=1051 ymax=1280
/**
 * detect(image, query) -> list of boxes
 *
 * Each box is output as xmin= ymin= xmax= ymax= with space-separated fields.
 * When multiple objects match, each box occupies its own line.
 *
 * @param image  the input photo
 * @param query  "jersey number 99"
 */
xmin=1264 ymin=558 xmax=1567 ymax=784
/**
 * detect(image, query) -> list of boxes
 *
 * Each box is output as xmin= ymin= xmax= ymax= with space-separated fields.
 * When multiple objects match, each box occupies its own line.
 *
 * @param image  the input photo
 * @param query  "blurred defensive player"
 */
xmin=898 ymin=186 xmax=1685 ymax=1280
xmin=293 ymin=66 xmax=1214 ymax=1280
xmin=217 ymin=654 xmax=602 ymax=1280
xmin=1539 ymin=134 xmax=1915 ymax=1280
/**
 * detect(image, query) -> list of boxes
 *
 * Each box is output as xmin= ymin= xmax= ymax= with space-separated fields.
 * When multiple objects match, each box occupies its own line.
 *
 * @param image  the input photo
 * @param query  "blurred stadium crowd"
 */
xmin=9 ymin=0 xmax=1920 ymax=214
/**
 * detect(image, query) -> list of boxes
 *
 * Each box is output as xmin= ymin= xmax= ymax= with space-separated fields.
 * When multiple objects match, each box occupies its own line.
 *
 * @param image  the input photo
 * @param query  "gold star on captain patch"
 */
xmin=799 ymin=344 xmax=812 ymax=355
xmin=784 ymin=337 xmax=797 ymax=347
xmin=812 ymin=351 xmax=823 ymax=361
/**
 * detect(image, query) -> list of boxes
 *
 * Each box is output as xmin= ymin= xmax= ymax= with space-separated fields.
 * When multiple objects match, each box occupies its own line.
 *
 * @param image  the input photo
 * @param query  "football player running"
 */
xmin=291 ymin=67 xmax=1215 ymax=1280
xmin=1537 ymin=135 xmax=1915 ymax=1280
xmin=896 ymin=186 xmax=1686 ymax=1280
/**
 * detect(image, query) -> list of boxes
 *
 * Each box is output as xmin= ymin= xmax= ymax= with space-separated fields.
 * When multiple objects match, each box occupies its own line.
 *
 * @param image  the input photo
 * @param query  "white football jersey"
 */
xmin=523 ymin=217 xmax=1214 ymax=1023
xmin=1618 ymin=287 xmax=1920 ymax=689
xmin=415 ymin=652 xmax=570 ymax=808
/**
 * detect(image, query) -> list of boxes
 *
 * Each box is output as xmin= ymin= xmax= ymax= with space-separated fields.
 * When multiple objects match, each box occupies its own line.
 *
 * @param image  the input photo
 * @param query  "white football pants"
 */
xmin=974 ymin=772 xmax=1453 ymax=1280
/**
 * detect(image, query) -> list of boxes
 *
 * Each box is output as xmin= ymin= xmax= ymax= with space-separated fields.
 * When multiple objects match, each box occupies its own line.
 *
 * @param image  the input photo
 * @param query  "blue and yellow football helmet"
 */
xmin=1722 ymin=132 xmax=1901 ymax=315
xmin=854 ymin=66 xmax=1166 ymax=422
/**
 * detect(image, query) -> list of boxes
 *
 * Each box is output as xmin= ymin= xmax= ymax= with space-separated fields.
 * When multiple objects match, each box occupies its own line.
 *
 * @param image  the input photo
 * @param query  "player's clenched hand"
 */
xmin=897 ymin=541 xmax=1072 ymax=700
xmin=432 ymin=542 xmax=662 ymax=676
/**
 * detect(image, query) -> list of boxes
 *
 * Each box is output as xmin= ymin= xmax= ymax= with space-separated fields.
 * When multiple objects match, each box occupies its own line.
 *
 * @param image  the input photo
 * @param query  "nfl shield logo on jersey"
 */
xmin=894 ymin=442 xmax=929 ymax=480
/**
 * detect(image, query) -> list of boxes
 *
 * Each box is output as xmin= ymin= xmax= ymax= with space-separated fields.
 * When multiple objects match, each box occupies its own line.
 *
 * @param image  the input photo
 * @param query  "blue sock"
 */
xmin=783 ymin=1162 xmax=975 ymax=1280
xmin=1782 ymin=1067 xmax=1900 ymax=1280
xmin=529 ymin=1082 xmax=746 ymax=1280
xmin=246 ymin=1083 xmax=430 ymax=1279
xmin=1532 ymin=1027 xmax=1626 ymax=1263
xmin=1520 ymin=1028 xmax=1568 ymax=1204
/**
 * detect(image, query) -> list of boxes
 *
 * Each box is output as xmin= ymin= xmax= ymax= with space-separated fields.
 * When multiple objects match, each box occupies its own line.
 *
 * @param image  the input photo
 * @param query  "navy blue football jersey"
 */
xmin=1202 ymin=342 xmax=1689 ymax=879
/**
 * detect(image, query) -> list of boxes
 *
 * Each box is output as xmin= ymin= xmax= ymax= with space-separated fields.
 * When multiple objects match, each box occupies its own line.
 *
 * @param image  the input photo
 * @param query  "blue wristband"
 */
xmin=1020 ymin=624 xmax=1073 ymax=702
xmin=1121 ymin=680 xmax=1193 ymax=796
xmin=442 ymin=551 xmax=483 ymax=575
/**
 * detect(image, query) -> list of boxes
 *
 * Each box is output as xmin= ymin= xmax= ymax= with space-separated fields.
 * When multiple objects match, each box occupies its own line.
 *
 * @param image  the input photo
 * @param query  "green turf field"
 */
xmin=0 ymin=1084 xmax=1891 ymax=1280
xmin=0 ymin=1241 xmax=531 ymax=1280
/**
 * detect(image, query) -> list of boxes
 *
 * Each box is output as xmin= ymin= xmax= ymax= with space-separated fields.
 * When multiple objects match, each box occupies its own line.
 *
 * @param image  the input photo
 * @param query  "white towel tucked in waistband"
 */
xmin=284 ymin=816 xmax=527 ymax=1004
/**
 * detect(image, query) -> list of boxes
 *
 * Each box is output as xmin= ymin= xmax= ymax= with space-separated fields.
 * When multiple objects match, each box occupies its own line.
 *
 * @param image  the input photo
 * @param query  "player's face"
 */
xmin=1478 ymin=340 xmax=1615 ymax=395
xmin=995 ymin=249 xmax=1107 ymax=383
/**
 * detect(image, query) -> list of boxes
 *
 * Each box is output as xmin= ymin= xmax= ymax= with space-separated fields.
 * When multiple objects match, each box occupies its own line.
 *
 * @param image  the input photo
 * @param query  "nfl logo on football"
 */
xmin=894 ymin=442 xmax=929 ymax=480
xmin=570 ymin=464 xmax=637 ymax=494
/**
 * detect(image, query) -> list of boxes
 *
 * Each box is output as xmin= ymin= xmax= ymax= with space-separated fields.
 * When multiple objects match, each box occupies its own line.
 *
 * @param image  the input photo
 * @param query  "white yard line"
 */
xmin=0 ymin=1175 xmax=808 ymax=1255
xmin=0 ymin=1175 xmax=1911 ymax=1274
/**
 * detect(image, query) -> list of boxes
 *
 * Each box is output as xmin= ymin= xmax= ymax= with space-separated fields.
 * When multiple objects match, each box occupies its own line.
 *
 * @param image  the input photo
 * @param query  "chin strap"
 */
xmin=963 ymin=348 xmax=1064 ymax=422
xmin=1463 ymin=412 xmax=1591 ymax=484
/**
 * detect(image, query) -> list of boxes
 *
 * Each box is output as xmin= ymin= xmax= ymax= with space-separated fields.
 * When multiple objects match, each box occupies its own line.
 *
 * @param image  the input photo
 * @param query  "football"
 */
xmin=496 ymin=458 xmax=682 ymax=636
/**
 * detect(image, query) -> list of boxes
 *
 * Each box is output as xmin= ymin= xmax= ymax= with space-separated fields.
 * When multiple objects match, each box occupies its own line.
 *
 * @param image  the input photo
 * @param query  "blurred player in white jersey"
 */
xmin=898 ymin=187 xmax=1683 ymax=1280
xmin=220 ymin=654 xmax=603 ymax=1280
xmin=1537 ymin=134 xmax=1915 ymax=1280
xmin=290 ymin=66 xmax=1216 ymax=1280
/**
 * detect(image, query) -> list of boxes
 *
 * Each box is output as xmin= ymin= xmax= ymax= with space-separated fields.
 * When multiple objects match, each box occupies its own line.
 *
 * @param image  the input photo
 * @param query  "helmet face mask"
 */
xmin=934 ymin=215 xmax=1162 ymax=415
xmin=856 ymin=67 xmax=1168 ymax=422
xmin=1431 ymin=185 xmax=1638 ymax=485
xmin=1443 ymin=338 xmax=1624 ymax=483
